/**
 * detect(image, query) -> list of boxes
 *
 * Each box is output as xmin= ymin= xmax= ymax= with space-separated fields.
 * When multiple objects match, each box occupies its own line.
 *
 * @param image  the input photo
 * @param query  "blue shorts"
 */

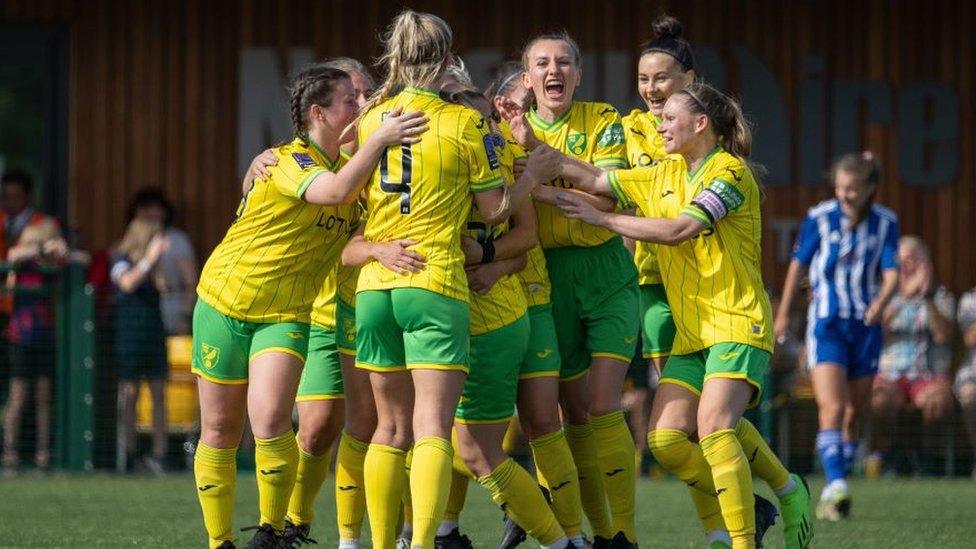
xmin=805 ymin=317 xmax=881 ymax=379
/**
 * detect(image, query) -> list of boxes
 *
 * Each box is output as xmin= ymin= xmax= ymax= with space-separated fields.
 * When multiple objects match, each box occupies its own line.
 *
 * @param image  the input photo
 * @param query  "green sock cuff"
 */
xmin=414 ymin=435 xmax=452 ymax=455
xmin=529 ymin=429 xmax=565 ymax=449
xmin=589 ymin=410 xmax=625 ymax=429
xmin=341 ymin=430 xmax=370 ymax=453
xmin=563 ymin=421 xmax=593 ymax=439
xmin=477 ymin=458 xmax=517 ymax=493
xmin=196 ymin=442 xmax=238 ymax=466
xmin=255 ymin=431 xmax=298 ymax=453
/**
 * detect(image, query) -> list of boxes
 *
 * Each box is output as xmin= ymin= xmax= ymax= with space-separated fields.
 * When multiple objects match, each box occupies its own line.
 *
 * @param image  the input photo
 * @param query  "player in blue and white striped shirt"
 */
xmin=774 ymin=151 xmax=899 ymax=522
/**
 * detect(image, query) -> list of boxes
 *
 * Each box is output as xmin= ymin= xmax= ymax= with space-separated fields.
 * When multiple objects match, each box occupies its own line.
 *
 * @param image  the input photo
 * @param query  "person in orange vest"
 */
xmin=0 ymin=170 xmax=67 ymax=475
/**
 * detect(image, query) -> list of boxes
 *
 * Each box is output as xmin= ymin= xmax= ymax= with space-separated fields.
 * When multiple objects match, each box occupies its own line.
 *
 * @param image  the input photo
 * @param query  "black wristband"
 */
xmin=480 ymin=236 xmax=495 ymax=264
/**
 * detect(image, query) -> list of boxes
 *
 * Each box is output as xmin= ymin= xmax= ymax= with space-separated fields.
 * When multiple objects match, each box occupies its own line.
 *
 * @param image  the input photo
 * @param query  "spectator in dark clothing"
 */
xmin=111 ymin=217 xmax=169 ymax=473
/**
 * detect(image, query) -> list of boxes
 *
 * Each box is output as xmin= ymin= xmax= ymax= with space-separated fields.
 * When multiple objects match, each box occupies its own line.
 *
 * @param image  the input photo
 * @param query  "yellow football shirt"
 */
xmin=310 ymin=202 xmax=363 ymax=329
xmin=357 ymin=87 xmax=504 ymax=302
xmin=465 ymin=126 xmax=529 ymax=334
xmin=607 ymin=148 xmax=773 ymax=354
xmin=622 ymin=108 xmax=668 ymax=286
xmin=528 ymin=101 xmax=628 ymax=248
xmin=197 ymin=137 xmax=353 ymax=323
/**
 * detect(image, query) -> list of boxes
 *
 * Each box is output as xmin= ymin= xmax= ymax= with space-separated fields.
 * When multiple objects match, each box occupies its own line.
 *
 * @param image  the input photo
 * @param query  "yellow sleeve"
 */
xmin=463 ymin=114 xmax=505 ymax=193
xmin=607 ymin=167 xmax=654 ymax=214
xmin=591 ymin=105 xmax=627 ymax=169
xmin=682 ymin=160 xmax=749 ymax=227
xmin=273 ymin=149 xmax=327 ymax=200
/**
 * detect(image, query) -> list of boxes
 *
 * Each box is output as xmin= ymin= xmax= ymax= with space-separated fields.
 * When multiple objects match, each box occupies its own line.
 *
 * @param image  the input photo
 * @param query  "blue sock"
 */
xmin=842 ymin=440 xmax=859 ymax=476
xmin=816 ymin=429 xmax=845 ymax=483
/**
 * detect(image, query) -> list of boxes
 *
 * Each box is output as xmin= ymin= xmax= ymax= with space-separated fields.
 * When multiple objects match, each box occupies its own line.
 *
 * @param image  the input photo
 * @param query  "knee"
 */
xmin=521 ymin=410 xmax=561 ymax=440
xmin=588 ymin=396 xmax=620 ymax=418
xmin=646 ymin=428 xmax=686 ymax=466
xmin=297 ymin=427 xmax=332 ymax=455
xmin=457 ymin=437 xmax=493 ymax=478
xmin=696 ymin=405 xmax=736 ymax=438
xmin=200 ymin=416 xmax=243 ymax=448
xmin=818 ymin=399 xmax=846 ymax=428
xmin=345 ymin=411 xmax=377 ymax=443
xmin=372 ymin=418 xmax=412 ymax=450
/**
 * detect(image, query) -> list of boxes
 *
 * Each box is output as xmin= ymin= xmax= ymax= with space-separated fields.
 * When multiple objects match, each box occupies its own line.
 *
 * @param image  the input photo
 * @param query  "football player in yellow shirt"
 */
xmin=191 ymin=64 xmax=426 ymax=549
xmin=499 ymin=31 xmax=638 ymax=547
xmin=242 ymin=57 xmax=380 ymax=549
xmin=351 ymin=11 xmax=558 ymax=549
xmin=486 ymin=63 xmax=597 ymax=549
xmin=557 ymin=82 xmax=813 ymax=549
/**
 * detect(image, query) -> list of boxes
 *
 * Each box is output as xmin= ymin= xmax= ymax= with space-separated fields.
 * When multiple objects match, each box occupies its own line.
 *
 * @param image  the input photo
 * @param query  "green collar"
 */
xmin=402 ymin=86 xmax=441 ymax=99
xmin=528 ymin=103 xmax=574 ymax=131
xmin=686 ymin=145 xmax=723 ymax=185
xmin=307 ymin=137 xmax=340 ymax=171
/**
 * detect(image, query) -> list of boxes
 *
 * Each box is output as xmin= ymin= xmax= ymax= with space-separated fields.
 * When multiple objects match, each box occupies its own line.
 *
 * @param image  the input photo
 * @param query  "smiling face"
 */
xmin=657 ymin=94 xmax=708 ymax=155
xmin=833 ymin=168 xmax=876 ymax=220
xmin=637 ymin=52 xmax=693 ymax=118
xmin=522 ymin=39 xmax=581 ymax=117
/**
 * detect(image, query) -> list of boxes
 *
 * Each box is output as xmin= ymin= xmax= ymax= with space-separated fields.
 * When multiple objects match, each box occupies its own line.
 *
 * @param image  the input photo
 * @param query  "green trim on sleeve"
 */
xmin=297 ymin=168 xmax=328 ymax=200
xmin=607 ymin=171 xmax=634 ymax=209
xmin=681 ymin=205 xmax=712 ymax=227
xmin=594 ymin=157 xmax=628 ymax=169
xmin=470 ymin=176 xmax=505 ymax=193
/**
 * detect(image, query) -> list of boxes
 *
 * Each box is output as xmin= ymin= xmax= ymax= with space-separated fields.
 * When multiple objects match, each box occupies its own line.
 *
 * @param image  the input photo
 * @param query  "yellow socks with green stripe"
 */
xmin=478 ymin=458 xmax=567 ymax=546
xmin=701 ymin=430 xmax=755 ymax=549
xmin=564 ymin=421 xmax=613 ymax=539
xmin=286 ymin=439 xmax=330 ymax=527
xmin=591 ymin=411 xmax=637 ymax=542
xmin=530 ymin=429 xmax=583 ymax=538
xmin=194 ymin=442 xmax=237 ymax=549
xmin=336 ymin=431 xmax=369 ymax=542
xmin=255 ymin=431 xmax=299 ymax=531
xmin=735 ymin=419 xmax=792 ymax=492
xmin=410 ymin=436 xmax=454 ymax=548
xmin=365 ymin=444 xmax=407 ymax=549
xmin=647 ymin=429 xmax=726 ymax=535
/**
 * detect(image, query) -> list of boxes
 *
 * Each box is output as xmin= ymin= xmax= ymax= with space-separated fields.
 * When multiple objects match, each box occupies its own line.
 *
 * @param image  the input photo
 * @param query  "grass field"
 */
xmin=0 ymin=474 xmax=974 ymax=547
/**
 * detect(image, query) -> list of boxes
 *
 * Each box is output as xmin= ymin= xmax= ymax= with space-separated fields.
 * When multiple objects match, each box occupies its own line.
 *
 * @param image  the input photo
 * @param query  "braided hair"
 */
xmin=289 ymin=64 xmax=351 ymax=141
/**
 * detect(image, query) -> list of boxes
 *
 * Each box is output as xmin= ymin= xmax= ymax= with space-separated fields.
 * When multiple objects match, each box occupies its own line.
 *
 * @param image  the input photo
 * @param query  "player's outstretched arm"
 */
xmin=304 ymin=109 xmax=428 ymax=206
xmin=774 ymin=260 xmax=808 ymax=343
xmin=341 ymin=227 xmax=426 ymax=275
xmin=556 ymin=191 xmax=704 ymax=245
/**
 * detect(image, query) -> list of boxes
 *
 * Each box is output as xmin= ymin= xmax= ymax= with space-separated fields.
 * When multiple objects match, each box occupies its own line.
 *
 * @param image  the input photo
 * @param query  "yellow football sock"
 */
xmin=530 ymin=429 xmax=583 ymax=538
xmin=336 ymin=431 xmax=369 ymax=541
xmin=591 ymin=411 xmax=636 ymax=542
xmin=194 ymin=442 xmax=237 ymax=549
xmin=479 ymin=458 xmax=566 ymax=546
xmin=701 ymin=430 xmax=755 ymax=549
xmin=286 ymin=438 xmax=330 ymax=527
xmin=255 ymin=431 xmax=299 ymax=531
xmin=402 ymin=447 xmax=414 ymax=530
xmin=564 ymin=422 xmax=613 ymax=539
xmin=735 ymin=419 xmax=790 ymax=492
xmin=365 ymin=444 xmax=407 ymax=549
xmin=689 ymin=488 xmax=727 ymax=533
xmin=445 ymin=468 xmax=469 ymax=521
xmin=647 ymin=429 xmax=725 ymax=534
xmin=410 ymin=436 xmax=454 ymax=548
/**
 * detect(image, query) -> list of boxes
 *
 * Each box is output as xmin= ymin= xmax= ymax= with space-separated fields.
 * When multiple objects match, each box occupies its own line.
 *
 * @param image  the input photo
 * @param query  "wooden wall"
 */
xmin=2 ymin=0 xmax=974 ymax=291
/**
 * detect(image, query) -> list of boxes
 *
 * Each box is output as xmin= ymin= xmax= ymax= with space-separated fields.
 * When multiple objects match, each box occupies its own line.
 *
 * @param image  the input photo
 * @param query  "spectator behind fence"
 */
xmin=127 ymin=188 xmax=197 ymax=335
xmin=954 ymin=283 xmax=976 ymax=478
xmin=870 ymin=236 xmax=955 ymax=473
xmin=111 ymin=218 xmax=170 ymax=473
xmin=1 ymin=171 xmax=65 ymax=475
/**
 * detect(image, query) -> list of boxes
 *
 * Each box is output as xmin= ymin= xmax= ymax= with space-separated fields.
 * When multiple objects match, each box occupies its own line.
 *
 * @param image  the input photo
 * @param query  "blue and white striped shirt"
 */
xmin=793 ymin=199 xmax=900 ymax=321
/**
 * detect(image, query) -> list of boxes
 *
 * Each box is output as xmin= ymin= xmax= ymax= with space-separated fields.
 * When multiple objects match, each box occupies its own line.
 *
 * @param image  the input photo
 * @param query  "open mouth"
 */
xmin=544 ymin=80 xmax=565 ymax=99
xmin=648 ymin=97 xmax=666 ymax=110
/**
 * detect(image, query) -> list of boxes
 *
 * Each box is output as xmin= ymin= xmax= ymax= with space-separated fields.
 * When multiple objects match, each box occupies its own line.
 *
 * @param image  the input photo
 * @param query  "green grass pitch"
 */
xmin=0 ymin=474 xmax=974 ymax=547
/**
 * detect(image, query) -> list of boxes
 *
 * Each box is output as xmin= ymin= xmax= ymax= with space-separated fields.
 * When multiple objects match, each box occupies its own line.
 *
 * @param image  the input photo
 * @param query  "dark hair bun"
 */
xmin=652 ymin=15 xmax=683 ymax=40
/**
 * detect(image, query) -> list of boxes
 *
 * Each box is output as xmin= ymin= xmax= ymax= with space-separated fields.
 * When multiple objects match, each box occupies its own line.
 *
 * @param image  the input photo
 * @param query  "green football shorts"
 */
xmin=456 ymin=315 xmax=530 ymax=423
xmin=191 ymin=299 xmax=309 ymax=384
xmin=355 ymin=288 xmax=470 ymax=372
xmin=336 ymin=298 xmax=357 ymax=356
xmin=640 ymin=283 xmax=676 ymax=358
xmin=660 ymin=342 xmax=771 ymax=408
xmin=519 ymin=304 xmax=562 ymax=379
xmin=296 ymin=326 xmax=344 ymax=401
